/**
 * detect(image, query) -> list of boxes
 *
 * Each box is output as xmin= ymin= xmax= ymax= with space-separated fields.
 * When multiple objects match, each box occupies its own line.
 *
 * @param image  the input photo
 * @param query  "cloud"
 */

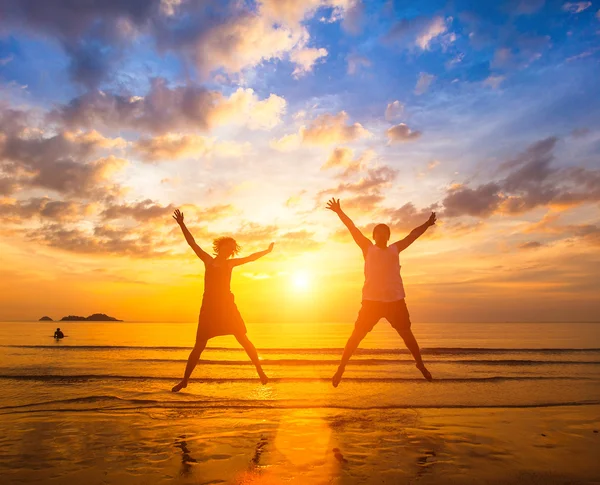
xmin=0 ymin=0 xmax=153 ymax=85
xmin=562 ymin=2 xmax=592 ymax=13
xmin=290 ymin=47 xmax=328 ymax=77
xmin=101 ymin=199 xmax=175 ymax=222
xmin=271 ymin=111 xmax=370 ymax=150
xmin=133 ymin=134 xmax=212 ymax=162
xmin=52 ymin=79 xmax=286 ymax=134
xmin=341 ymin=193 xmax=385 ymax=212
xmin=330 ymin=165 xmax=398 ymax=194
xmin=278 ymin=229 xmax=322 ymax=251
xmin=0 ymin=108 xmax=128 ymax=198
xmin=386 ymin=16 xmax=451 ymax=50
xmin=0 ymin=197 xmax=86 ymax=223
xmin=346 ymin=53 xmax=371 ymax=74
xmin=443 ymin=183 xmax=503 ymax=217
xmin=302 ymin=111 xmax=370 ymax=145
xmin=0 ymin=0 xmax=352 ymax=84
xmin=518 ymin=241 xmax=544 ymax=249
xmin=269 ymin=133 xmax=302 ymax=152
xmin=385 ymin=100 xmax=404 ymax=121
xmin=514 ymin=0 xmax=546 ymax=15
xmin=380 ymin=202 xmax=438 ymax=232
xmin=414 ymin=72 xmax=435 ymax=95
xmin=179 ymin=203 xmax=237 ymax=222
xmin=211 ymin=88 xmax=287 ymax=130
xmin=322 ymin=147 xmax=354 ymax=170
xmin=322 ymin=147 xmax=373 ymax=177
xmin=386 ymin=123 xmax=422 ymax=143
xmin=27 ymin=223 xmax=173 ymax=257
xmin=442 ymin=137 xmax=600 ymax=218
xmin=133 ymin=134 xmax=250 ymax=162
xmin=0 ymin=54 xmax=14 ymax=66
xmin=259 ymin=0 xmax=356 ymax=25
xmin=0 ymin=176 xmax=17 ymax=195
xmin=483 ymin=75 xmax=506 ymax=89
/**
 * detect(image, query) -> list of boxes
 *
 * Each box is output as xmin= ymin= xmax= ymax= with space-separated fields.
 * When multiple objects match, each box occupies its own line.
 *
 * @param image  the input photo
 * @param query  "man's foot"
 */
xmin=416 ymin=363 xmax=433 ymax=381
xmin=332 ymin=368 xmax=344 ymax=388
xmin=171 ymin=380 xmax=188 ymax=392
xmin=258 ymin=371 xmax=269 ymax=385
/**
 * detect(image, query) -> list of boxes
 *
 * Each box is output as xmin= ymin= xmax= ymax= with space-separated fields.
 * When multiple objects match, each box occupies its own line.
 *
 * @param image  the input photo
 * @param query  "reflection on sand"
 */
xmin=174 ymin=435 xmax=197 ymax=477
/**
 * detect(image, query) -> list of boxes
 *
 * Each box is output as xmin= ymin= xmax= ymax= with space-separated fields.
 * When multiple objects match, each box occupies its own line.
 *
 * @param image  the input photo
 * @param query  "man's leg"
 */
xmin=236 ymin=334 xmax=268 ymax=384
xmin=332 ymin=327 xmax=370 ymax=387
xmin=396 ymin=328 xmax=432 ymax=381
xmin=172 ymin=338 xmax=208 ymax=392
xmin=388 ymin=300 xmax=432 ymax=381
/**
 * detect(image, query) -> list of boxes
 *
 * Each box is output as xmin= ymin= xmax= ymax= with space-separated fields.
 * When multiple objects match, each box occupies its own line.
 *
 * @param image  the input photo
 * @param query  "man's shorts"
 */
xmin=355 ymin=299 xmax=412 ymax=333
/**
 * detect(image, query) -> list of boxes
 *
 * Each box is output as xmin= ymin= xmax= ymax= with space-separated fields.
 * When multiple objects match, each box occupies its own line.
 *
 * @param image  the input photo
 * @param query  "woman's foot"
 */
xmin=258 ymin=370 xmax=269 ymax=385
xmin=416 ymin=363 xmax=433 ymax=381
xmin=171 ymin=380 xmax=188 ymax=392
xmin=332 ymin=368 xmax=344 ymax=388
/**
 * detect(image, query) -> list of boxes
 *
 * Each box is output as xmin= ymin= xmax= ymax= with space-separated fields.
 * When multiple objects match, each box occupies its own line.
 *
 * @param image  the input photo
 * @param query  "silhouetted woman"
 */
xmin=171 ymin=209 xmax=273 ymax=392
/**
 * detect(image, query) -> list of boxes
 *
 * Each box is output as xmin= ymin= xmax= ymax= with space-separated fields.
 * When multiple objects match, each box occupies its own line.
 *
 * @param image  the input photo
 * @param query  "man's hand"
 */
xmin=172 ymin=209 xmax=184 ymax=225
xmin=426 ymin=212 xmax=437 ymax=227
xmin=326 ymin=198 xmax=342 ymax=214
xmin=267 ymin=242 xmax=275 ymax=253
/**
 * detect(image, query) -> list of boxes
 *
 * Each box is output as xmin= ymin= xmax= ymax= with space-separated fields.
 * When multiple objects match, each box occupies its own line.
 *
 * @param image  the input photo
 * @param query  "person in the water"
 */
xmin=54 ymin=328 xmax=64 ymax=339
xmin=326 ymin=198 xmax=435 ymax=387
xmin=171 ymin=209 xmax=274 ymax=392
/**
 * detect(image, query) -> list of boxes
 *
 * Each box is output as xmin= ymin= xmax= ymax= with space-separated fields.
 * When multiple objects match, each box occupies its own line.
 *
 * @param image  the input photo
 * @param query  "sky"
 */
xmin=0 ymin=0 xmax=599 ymax=323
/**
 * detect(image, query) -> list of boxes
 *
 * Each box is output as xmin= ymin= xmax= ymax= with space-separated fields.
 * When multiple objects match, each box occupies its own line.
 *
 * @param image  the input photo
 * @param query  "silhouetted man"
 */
xmin=54 ymin=328 xmax=64 ymax=339
xmin=326 ymin=198 xmax=435 ymax=387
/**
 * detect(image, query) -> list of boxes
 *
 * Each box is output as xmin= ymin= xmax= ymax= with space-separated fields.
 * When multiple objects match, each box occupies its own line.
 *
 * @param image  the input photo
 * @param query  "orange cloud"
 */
xmin=322 ymin=147 xmax=373 ymax=177
xmin=133 ymin=134 xmax=250 ymax=162
xmin=272 ymin=111 xmax=370 ymax=150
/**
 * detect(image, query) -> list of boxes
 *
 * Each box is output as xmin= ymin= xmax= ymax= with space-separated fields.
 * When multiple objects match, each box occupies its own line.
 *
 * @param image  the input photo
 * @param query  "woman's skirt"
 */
xmin=195 ymin=292 xmax=247 ymax=341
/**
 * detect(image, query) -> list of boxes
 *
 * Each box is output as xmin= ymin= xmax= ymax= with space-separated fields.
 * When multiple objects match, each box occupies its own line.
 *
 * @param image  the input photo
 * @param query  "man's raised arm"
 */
xmin=172 ymin=209 xmax=212 ymax=263
xmin=326 ymin=198 xmax=371 ymax=253
xmin=393 ymin=212 xmax=436 ymax=252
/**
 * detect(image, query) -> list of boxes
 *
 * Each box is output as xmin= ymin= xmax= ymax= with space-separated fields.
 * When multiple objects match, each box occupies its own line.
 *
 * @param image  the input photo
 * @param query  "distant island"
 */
xmin=39 ymin=313 xmax=123 ymax=322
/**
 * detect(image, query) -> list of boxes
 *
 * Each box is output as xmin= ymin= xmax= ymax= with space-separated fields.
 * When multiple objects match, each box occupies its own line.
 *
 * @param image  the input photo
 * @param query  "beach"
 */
xmin=1 ymin=321 xmax=599 ymax=484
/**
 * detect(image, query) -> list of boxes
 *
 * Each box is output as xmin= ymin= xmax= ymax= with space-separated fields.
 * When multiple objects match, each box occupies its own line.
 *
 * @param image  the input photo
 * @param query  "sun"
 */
xmin=291 ymin=271 xmax=310 ymax=290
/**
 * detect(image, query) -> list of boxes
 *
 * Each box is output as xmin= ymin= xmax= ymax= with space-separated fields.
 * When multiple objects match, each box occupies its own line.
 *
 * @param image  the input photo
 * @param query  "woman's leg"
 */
xmin=172 ymin=338 xmax=208 ymax=392
xmin=235 ymin=334 xmax=268 ymax=384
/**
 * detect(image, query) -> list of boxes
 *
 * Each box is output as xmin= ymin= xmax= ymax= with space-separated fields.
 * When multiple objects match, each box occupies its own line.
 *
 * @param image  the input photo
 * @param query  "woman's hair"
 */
xmin=212 ymin=236 xmax=241 ymax=256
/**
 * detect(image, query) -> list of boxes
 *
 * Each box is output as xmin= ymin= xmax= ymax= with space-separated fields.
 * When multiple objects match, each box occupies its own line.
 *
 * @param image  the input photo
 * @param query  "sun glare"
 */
xmin=292 ymin=271 xmax=310 ymax=291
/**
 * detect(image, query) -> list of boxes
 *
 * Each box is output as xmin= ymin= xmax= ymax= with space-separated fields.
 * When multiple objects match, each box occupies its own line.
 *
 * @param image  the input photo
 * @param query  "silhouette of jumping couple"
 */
xmin=171 ymin=199 xmax=435 ymax=391
xmin=326 ymin=198 xmax=435 ymax=387
xmin=171 ymin=209 xmax=273 ymax=392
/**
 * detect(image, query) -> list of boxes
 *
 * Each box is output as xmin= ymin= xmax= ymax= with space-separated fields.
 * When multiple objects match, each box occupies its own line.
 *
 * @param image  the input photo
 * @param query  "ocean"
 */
xmin=1 ymin=321 xmax=599 ymax=484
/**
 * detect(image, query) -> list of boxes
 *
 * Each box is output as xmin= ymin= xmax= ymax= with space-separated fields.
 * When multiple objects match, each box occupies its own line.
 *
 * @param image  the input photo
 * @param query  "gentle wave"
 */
xmin=0 ymin=374 xmax=588 ymax=383
xmin=3 ymin=345 xmax=600 ymax=354
xmin=1 ymin=394 xmax=599 ymax=413
xmin=126 ymin=358 xmax=600 ymax=366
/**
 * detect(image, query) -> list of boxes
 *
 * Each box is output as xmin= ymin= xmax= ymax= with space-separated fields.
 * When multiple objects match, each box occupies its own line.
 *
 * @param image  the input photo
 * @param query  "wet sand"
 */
xmin=1 ymin=405 xmax=599 ymax=484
